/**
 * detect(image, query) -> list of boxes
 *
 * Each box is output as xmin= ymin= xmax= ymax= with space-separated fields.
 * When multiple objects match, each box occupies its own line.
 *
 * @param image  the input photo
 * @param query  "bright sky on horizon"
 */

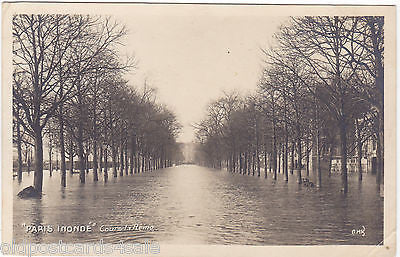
xmin=115 ymin=6 xmax=288 ymax=143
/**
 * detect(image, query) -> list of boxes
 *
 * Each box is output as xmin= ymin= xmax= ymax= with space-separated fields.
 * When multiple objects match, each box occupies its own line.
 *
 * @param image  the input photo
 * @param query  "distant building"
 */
xmin=330 ymin=136 xmax=377 ymax=173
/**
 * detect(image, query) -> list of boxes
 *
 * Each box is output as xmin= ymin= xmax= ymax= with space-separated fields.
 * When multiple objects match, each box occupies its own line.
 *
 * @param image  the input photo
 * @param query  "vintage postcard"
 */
xmin=1 ymin=2 xmax=396 ymax=257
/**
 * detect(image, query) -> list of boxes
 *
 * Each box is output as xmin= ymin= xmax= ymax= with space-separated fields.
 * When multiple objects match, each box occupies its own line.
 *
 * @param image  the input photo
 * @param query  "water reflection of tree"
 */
xmin=31 ymin=198 xmax=44 ymax=244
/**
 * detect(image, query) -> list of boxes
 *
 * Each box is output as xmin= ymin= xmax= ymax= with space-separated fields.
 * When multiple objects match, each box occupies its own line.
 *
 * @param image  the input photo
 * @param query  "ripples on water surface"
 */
xmin=13 ymin=165 xmax=383 ymax=245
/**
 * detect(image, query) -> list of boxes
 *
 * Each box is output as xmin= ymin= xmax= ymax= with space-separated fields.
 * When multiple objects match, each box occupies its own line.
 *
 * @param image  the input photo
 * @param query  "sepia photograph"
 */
xmin=1 ymin=2 xmax=397 ymax=257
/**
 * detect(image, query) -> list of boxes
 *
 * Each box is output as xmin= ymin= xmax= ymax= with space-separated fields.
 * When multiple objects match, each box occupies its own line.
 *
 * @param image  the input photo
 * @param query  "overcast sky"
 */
xmin=114 ymin=6 xmax=288 ymax=143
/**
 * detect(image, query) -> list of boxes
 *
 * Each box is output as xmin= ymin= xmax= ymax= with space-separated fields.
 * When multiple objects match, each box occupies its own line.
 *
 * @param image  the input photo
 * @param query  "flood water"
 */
xmin=13 ymin=165 xmax=383 ymax=245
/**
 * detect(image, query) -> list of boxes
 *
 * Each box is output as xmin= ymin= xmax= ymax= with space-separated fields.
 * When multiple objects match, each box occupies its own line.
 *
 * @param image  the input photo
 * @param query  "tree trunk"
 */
xmin=119 ymin=142 xmax=124 ymax=177
xmin=297 ymin=134 xmax=302 ymax=184
xmin=272 ymin=131 xmax=277 ymax=180
xmin=339 ymin=121 xmax=348 ymax=193
xmin=33 ymin=129 xmax=44 ymax=192
xmin=239 ymin=152 xmax=242 ymax=174
xmin=56 ymin=155 xmax=59 ymax=170
xmin=76 ymin=82 xmax=86 ymax=183
xmin=306 ymin=140 xmax=310 ymax=177
xmin=368 ymin=17 xmax=384 ymax=186
xmin=104 ymin=147 xmax=108 ymax=182
xmin=141 ymin=155 xmax=145 ymax=173
xmin=99 ymin=145 xmax=103 ymax=173
xmin=69 ymin=138 xmax=74 ymax=175
xmin=252 ymin=152 xmax=255 ymax=176
xmin=264 ymin=150 xmax=267 ymax=178
xmin=268 ymin=153 xmax=272 ymax=173
xmin=357 ymin=142 xmax=363 ymax=181
xmin=316 ymin=127 xmax=322 ymax=188
xmin=290 ymin=141 xmax=295 ymax=174
xmin=356 ymin=119 xmax=363 ymax=181
xmin=130 ymin=149 xmax=134 ymax=174
xmin=59 ymin=114 xmax=66 ymax=187
xmin=257 ymin=151 xmax=260 ymax=177
xmin=27 ymin=148 xmax=31 ymax=174
xmin=16 ymin=113 xmax=23 ymax=183
xmin=125 ymin=143 xmax=129 ymax=175
xmin=328 ymin=144 xmax=333 ymax=177
xmin=49 ymin=146 xmax=53 ymax=177
xmin=376 ymin=113 xmax=383 ymax=185
xmin=24 ymin=145 xmax=28 ymax=172
xmin=284 ymin=133 xmax=288 ymax=182
xmin=135 ymin=154 xmax=139 ymax=173
xmin=233 ymin=153 xmax=236 ymax=173
xmin=85 ymin=153 xmax=89 ymax=174
xmin=78 ymin=133 xmax=85 ymax=183
xmin=93 ymin=140 xmax=98 ymax=182
xmin=247 ymin=151 xmax=251 ymax=175
xmin=281 ymin=145 xmax=285 ymax=175
xmin=244 ymin=151 xmax=248 ymax=175
xmin=112 ymin=145 xmax=117 ymax=177
xmin=277 ymin=148 xmax=281 ymax=174
xmin=69 ymin=155 xmax=74 ymax=175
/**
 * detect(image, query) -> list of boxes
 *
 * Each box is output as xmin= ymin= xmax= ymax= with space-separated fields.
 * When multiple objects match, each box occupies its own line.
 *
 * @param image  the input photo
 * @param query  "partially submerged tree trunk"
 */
xmin=244 ymin=151 xmax=248 ymax=175
xmin=367 ymin=17 xmax=384 ymax=186
xmin=124 ymin=143 xmax=129 ymax=175
xmin=129 ymin=150 xmax=134 ymax=174
xmin=339 ymin=121 xmax=348 ymax=193
xmin=277 ymin=148 xmax=281 ymax=174
xmin=119 ymin=142 xmax=124 ymax=177
xmin=59 ymin=113 xmax=66 ymax=187
xmin=356 ymin=119 xmax=363 ymax=181
xmin=264 ymin=150 xmax=267 ymax=178
xmin=252 ymin=152 xmax=255 ymax=176
xmin=284 ymin=136 xmax=288 ymax=182
xmin=77 ymin=130 xmax=85 ymax=183
xmin=297 ymin=133 xmax=302 ymax=184
xmin=328 ymin=144 xmax=334 ymax=177
xmin=290 ymin=141 xmax=295 ymax=174
xmin=69 ymin=138 xmax=74 ymax=175
xmin=104 ymin=147 xmax=108 ymax=182
xmin=112 ymin=144 xmax=118 ymax=177
xmin=141 ymin=154 xmax=145 ymax=173
xmin=27 ymin=149 xmax=31 ymax=174
xmin=85 ymin=153 xmax=89 ymax=174
xmin=272 ymin=132 xmax=277 ymax=180
xmin=93 ymin=140 xmax=98 ymax=182
xmin=268 ymin=153 xmax=272 ymax=173
xmin=135 ymin=154 xmax=139 ymax=173
xmin=239 ymin=152 xmax=243 ymax=174
xmin=99 ymin=145 xmax=103 ymax=173
xmin=316 ymin=127 xmax=322 ymax=188
xmin=33 ymin=128 xmax=44 ymax=192
xmin=48 ymin=146 xmax=53 ymax=177
xmin=305 ymin=140 xmax=310 ymax=177
xmin=247 ymin=151 xmax=251 ymax=175
xmin=16 ymin=110 xmax=23 ymax=183
xmin=257 ymin=151 xmax=261 ymax=177
xmin=376 ymin=113 xmax=384 ymax=185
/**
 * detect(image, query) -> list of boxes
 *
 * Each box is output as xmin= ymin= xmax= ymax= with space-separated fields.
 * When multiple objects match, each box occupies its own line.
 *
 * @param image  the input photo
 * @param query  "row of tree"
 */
xmin=13 ymin=14 xmax=182 ymax=192
xmin=194 ymin=16 xmax=384 ymax=193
